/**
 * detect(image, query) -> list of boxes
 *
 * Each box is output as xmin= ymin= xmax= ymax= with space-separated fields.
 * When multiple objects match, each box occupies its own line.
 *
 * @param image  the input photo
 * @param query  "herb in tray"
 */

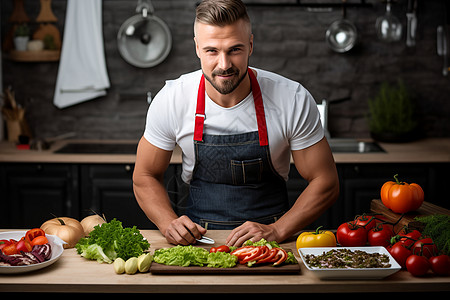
xmin=304 ymin=249 xmax=391 ymax=269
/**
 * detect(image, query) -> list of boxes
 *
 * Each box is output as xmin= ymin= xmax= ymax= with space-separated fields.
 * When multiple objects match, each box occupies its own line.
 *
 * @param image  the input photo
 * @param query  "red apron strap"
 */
xmin=194 ymin=75 xmax=206 ymax=142
xmin=248 ymin=68 xmax=269 ymax=146
xmin=194 ymin=68 xmax=269 ymax=146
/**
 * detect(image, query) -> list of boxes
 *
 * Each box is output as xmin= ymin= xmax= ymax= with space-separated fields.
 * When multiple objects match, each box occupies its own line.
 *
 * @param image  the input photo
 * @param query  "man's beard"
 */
xmin=203 ymin=66 xmax=248 ymax=95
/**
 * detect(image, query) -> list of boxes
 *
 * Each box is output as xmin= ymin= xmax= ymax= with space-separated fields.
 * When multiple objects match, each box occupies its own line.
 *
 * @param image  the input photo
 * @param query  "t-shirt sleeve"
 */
xmin=288 ymin=86 xmax=324 ymax=151
xmin=143 ymin=84 xmax=177 ymax=151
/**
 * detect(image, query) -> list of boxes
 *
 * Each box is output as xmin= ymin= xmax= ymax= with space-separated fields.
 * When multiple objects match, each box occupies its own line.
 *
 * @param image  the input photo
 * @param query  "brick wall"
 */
xmin=2 ymin=0 xmax=449 ymax=140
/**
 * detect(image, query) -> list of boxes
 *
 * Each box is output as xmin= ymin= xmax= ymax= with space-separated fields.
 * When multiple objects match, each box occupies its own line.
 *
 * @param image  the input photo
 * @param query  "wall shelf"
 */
xmin=5 ymin=50 xmax=60 ymax=62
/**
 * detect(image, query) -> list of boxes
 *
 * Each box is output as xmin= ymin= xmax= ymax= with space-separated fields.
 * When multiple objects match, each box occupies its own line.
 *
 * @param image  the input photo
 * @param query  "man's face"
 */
xmin=194 ymin=19 xmax=253 ymax=95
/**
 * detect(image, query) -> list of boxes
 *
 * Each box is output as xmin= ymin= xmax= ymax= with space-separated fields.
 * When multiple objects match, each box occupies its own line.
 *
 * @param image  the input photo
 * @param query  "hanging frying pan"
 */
xmin=117 ymin=0 xmax=172 ymax=68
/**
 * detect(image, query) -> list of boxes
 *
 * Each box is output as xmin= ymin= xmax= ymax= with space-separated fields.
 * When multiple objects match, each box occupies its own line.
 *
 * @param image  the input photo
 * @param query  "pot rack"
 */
xmin=244 ymin=0 xmax=373 ymax=11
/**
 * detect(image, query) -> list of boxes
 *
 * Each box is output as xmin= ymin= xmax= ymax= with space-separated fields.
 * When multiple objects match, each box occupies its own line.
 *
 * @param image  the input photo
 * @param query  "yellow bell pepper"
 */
xmin=296 ymin=226 xmax=336 ymax=249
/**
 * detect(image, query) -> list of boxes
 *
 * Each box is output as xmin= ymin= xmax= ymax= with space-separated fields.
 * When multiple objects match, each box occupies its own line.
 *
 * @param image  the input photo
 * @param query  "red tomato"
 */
xmin=1 ymin=243 xmax=18 ymax=255
xmin=398 ymin=230 xmax=421 ymax=247
xmin=0 ymin=239 xmax=12 ymax=252
xmin=25 ymin=228 xmax=46 ymax=243
xmin=240 ymin=247 xmax=262 ymax=264
xmin=412 ymin=238 xmax=438 ymax=258
xmin=406 ymin=255 xmax=430 ymax=276
xmin=272 ymin=248 xmax=288 ymax=266
xmin=336 ymin=221 xmax=367 ymax=247
xmin=368 ymin=223 xmax=394 ymax=247
xmin=16 ymin=239 xmax=32 ymax=252
xmin=380 ymin=174 xmax=424 ymax=214
xmin=256 ymin=248 xmax=278 ymax=264
xmin=30 ymin=235 xmax=49 ymax=246
xmin=429 ymin=255 xmax=450 ymax=276
xmin=389 ymin=241 xmax=412 ymax=268
xmin=210 ymin=245 xmax=230 ymax=253
xmin=355 ymin=214 xmax=377 ymax=231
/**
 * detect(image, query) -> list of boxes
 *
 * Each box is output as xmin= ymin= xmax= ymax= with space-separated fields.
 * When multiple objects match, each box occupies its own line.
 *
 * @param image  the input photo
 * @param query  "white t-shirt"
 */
xmin=144 ymin=67 xmax=324 ymax=183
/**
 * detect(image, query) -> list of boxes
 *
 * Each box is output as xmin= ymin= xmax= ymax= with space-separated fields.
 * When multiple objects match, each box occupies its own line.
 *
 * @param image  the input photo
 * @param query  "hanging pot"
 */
xmin=375 ymin=0 xmax=402 ymax=42
xmin=325 ymin=1 xmax=357 ymax=53
xmin=117 ymin=0 xmax=172 ymax=68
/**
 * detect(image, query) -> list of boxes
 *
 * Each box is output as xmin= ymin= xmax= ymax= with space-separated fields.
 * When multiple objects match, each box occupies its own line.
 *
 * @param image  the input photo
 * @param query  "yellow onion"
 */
xmin=40 ymin=217 xmax=84 ymax=248
xmin=80 ymin=214 xmax=106 ymax=236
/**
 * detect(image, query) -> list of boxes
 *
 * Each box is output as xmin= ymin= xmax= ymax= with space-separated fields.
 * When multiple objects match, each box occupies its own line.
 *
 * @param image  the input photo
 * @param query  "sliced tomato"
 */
xmin=16 ymin=239 xmax=32 ymax=252
xmin=0 ymin=239 xmax=12 ymax=252
xmin=31 ymin=235 xmax=49 ymax=246
xmin=240 ymin=247 xmax=263 ymax=264
xmin=272 ymin=248 xmax=288 ymax=266
xmin=251 ymin=246 xmax=269 ymax=261
xmin=25 ymin=228 xmax=46 ymax=244
xmin=256 ymin=248 xmax=278 ymax=264
xmin=231 ymin=246 xmax=255 ymax=260
xmin=1 ymin=243 xmax=18 ymax=255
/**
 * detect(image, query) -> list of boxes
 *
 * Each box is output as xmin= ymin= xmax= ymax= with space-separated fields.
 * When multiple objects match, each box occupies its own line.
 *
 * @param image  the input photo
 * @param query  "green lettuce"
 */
xmin=207 ymin=251 xmax=238 ymax=268
xmin=75 ymin=218 xmax=150 ymax=263
xmin=153 ymin=245 xmax=208 ymax=267
xmin=153 ymin=245 xmax=238 ymax=268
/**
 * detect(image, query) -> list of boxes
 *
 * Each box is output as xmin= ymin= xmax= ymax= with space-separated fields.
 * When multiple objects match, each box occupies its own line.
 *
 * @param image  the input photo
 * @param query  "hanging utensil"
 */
xmin=437 ymin=26 xmax=448 ymax=76
xmin=325 ymin=0 xmax=357 ymax=53
xmin=406 ymin=0 xmax=417 ymax=47
xmin=375 ymin=0 xmax=402 ymax=42
xmin=117 ymin=0 xmax=172 ymax=68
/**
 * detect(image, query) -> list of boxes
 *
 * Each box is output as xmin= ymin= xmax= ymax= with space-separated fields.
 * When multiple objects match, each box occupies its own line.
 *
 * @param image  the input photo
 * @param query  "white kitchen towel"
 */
xmin=53 ymin=0 xmax=110 ymax=109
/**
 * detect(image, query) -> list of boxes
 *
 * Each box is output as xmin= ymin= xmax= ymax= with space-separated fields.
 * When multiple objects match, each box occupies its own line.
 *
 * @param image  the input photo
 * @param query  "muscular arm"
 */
xmin=276 ymin=137 xmax=339 ymax=239
xmin=226 ymin=137 xmax=339 ymax=246
xmin=133 ymin=137 xmax=206 ymax=244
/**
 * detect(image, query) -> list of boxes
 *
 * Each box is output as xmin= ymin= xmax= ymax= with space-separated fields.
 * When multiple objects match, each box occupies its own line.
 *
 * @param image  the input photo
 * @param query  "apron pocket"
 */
xmin=231 ymin=158 xmax=263 ymax=185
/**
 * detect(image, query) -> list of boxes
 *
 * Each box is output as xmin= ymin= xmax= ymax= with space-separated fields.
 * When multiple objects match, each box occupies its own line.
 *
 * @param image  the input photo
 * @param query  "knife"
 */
xmin=196 ymin=236 xmax=215 ymax=244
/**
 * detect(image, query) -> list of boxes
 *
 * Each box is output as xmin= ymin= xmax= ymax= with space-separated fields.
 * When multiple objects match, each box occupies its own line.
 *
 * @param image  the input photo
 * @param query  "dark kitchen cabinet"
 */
xmin=78 ymin=164 xmax=180 ymax=229
xmin=287 ymin=163 xmax=449 ymax=229
xmin=79 ymin=164 xmax=152 ymax=229
xmin=1 ymin=162 xmax=448 ymax=230
xmin=0 ymin=163 xmax=79 ymax=228
xmin=0 ymin=163 xmax=182 ymax=229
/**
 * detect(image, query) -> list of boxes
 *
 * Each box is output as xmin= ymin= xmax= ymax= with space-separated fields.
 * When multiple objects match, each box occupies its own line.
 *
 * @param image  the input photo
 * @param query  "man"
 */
xmin=133 ymin=0 xmax=339 ymax=246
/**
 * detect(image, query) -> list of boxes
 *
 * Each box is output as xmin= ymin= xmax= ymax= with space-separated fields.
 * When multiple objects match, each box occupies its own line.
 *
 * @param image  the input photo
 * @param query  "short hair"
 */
xmin=195 ymin=0 xmax=251 ymax=31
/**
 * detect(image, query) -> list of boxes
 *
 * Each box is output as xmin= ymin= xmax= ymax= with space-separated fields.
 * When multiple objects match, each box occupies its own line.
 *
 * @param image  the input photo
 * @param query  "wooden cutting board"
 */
xmin=370 ymin=200 xmax=450 ymax=232
xmin=150 ymin=248 xmax=301 ymax=275
xmin=150 ymin=261 xmax=301 ymax=274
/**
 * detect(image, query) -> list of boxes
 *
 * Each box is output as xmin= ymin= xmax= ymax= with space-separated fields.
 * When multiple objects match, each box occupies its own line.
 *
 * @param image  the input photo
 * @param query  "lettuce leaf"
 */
xmin=75 ymin=218 xmax=150 ymax=263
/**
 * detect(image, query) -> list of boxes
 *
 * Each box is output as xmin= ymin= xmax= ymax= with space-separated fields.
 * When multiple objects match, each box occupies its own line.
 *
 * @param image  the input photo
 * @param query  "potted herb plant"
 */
xmin=368 ymin=80 xmax=419 ymax=143
xmin=13 ymin=23 xmax=30 ymax=51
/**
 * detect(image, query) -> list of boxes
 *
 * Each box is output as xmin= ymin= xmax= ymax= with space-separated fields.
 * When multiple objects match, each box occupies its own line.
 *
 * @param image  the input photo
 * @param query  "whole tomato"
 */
xmin=412 ymin=238 xmax=438 ymax=258
xmin=368 ymin=223 xmax=394 ymax=247
xmin=336 ymin=221 xmax=367 ymax=247
xmin=354 ymin=214 xmax=377 ymax=231
xmin=397 ymin=229 xmax=421 ymax=247
xmin=380 ymin=174 xmax=424 ymax=214
xmin=389 ymin=241 xmax=412 ymax=268
xmin=406 ymin=255 xmax=430 ymax=276
xmin=429 ymin=255 xmax=450 ymax=276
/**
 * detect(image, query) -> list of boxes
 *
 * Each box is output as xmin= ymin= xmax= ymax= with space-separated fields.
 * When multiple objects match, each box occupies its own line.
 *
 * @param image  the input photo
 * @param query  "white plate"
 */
xmin=0 ymin=231 xmax=66 ymax=274
xmin=298 ymin=246 xmax=401 ymax=280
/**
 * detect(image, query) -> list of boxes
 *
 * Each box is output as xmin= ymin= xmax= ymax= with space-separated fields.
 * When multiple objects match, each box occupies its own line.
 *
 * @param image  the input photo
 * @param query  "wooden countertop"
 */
xmin=1 ymin=230 xmax=449 ymax=294
xmin=0 ymin=138 xmax=449 ymax=164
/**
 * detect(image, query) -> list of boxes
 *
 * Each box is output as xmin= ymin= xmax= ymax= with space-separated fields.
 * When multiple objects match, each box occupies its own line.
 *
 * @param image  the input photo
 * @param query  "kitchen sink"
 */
xmin=54 ymin=142 xmax=138 ymax=154
xmin=328 ymin=139 xmax=385 ymax=153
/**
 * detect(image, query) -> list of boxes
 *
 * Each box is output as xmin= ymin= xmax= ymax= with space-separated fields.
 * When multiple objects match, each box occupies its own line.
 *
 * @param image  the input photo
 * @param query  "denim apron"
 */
xmin=186 ymin=68 xmax=288 ymax=229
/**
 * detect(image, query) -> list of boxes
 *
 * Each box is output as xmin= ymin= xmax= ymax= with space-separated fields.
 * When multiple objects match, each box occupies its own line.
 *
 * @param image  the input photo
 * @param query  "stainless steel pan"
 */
xmin=117 ymin=0 xmax=172 ymax=68
xmin=326 ymin=1 xmax=357 ymax=53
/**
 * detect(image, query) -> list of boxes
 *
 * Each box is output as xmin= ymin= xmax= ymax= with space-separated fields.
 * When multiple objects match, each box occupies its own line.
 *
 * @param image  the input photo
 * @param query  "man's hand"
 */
xmin=225 ymin=221 xmax=280 ymax=247
xmin=164 ymin=215 xmax=207 ymax=245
